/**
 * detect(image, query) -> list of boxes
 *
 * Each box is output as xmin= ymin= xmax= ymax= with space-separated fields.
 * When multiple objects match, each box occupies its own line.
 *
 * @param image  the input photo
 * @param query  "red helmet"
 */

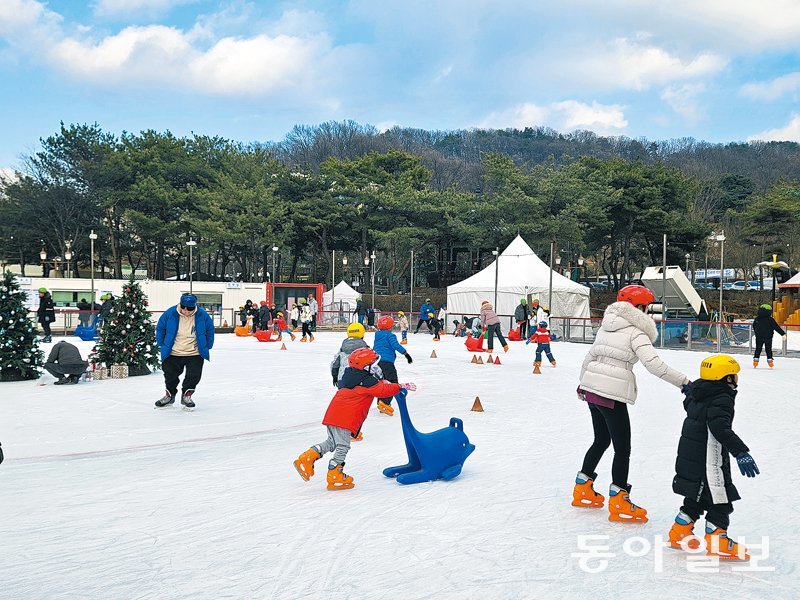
xmin=377 ymin=315 xmax=394 ymax=330
xmin=617 ymin=285 xmax=655 ymax=307
xmin=348 ymin=347 xmax=379 ymax=370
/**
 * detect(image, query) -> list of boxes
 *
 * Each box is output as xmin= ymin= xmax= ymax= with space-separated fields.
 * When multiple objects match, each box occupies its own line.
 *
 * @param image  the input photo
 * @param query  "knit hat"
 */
xmin=38 ymin=287 xmax=48 ymax=293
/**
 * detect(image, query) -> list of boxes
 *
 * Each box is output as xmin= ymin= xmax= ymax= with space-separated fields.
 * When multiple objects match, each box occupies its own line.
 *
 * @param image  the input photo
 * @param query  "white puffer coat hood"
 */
xmin=579 ymin=301 xmax=688 ymax=405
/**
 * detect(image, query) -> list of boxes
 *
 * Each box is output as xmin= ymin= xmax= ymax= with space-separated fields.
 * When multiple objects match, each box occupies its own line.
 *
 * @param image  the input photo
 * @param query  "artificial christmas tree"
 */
xmin=92 ymin=276 xmax=159 ymax=376
xmin=0 ymin=271 xmax=44 ymax=381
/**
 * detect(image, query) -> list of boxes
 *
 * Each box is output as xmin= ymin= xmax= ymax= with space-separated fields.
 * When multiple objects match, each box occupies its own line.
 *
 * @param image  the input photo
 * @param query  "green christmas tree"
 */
xmin=0 ymin=271 xmax=45 ymax=381
xmin=93 ymin=276 xmax=160 ymax=373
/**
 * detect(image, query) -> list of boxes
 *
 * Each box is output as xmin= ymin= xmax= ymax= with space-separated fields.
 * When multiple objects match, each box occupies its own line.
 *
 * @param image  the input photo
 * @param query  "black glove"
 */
xmin=333 ymin=376 xmax=338 ymax=387
xmin=736 ymin=452 xmax=759 ymax=478
xmin=680 ymin=382 xmax=691 ymax=395
xmin=405 ymin=353 xmax=413 ymax=364
xmin=0 ymin=442 xmax=4 ymax=465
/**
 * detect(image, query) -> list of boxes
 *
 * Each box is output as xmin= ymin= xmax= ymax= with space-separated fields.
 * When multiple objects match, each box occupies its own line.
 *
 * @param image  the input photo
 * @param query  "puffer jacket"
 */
xmin=299 ymin=305 xmax=313 ymax=323
xmin=330 ymin=337 xmax=369 ymax=380
xmin=323 ymin=368 xmax=401 ymax=434
xmin=398 ymin=315 xmax=409 ymax=331
xmin=514 ymin=304 xmax=529 ymax=322
xmin=480 ymin=302 xmax=500 ymax=327
xmin=579 ymin=301 xmax=688 ymax=405
xmin=373 ymin=329 xmax=407 ymax=363
xmin=752 ymin=306 xmax=785 ymax=340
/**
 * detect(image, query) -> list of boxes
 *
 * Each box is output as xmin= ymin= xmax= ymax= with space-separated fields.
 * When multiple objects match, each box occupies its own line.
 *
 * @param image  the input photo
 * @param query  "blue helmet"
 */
xmin=539 ymin=321 xmax=548 ymax=327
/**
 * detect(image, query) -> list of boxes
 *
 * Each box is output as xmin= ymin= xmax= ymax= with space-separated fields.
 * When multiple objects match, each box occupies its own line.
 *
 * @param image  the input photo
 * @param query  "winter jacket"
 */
xmin=418 ymin=303 xmax=434 ymax=320
xmin=366 ymin=307 xmax=376 ymax=326
xmin=76 ymin=300 xmax=91 ymax=312
xmin=531 ymin=326 xmax=551 ymax=344
xmin=374 ymin=329 xmax=407 ymax=363
xmin=429 ymin=317 xmax=443 ymax=333
xmin=99 ymin=297 xmax=114 ymax=319
xmin=752 ymin=307 xmax=785 ymax=340
xmin=530 ymin=305 xmax=549 ymax=326
xmin=258 ymin=305 xmax=271 ymax=325
xmin=289 ymin=307 xmax=299 ymax=322
xmin=331 ymin=337 xmax=369 ymax=381
xmin=398 ymin=315 xmax=409 ymax=331
xmin=37 ymin=293 xmax=55 ymax=325
xmin=514 ymin=304 xmax=529 ymax=322
xmin=673 ymin=379 xmax=748 ymax=505
xmin=323 ymin=368 xmax=401 ymax=434
xmin=156 ymin=306 xmax=214 ymax=362
xmin=308 ymin=298 xmax=318 ymax=315
xmin=438 ymin=307 xmax=447 ymax=322
xmin=579 ymin=301 xmax=688 ymax=405
xmin=276 ymin=316 xmax=289 ymax=331
xmin=353 ymin=300 xmax=367 ymax=316
xmin=46 ymin=341 xmax=86 ymax=366
xmin=480 ymin=303 xmax=500 ymax=327
xmin=299 ymin=305 xmax=313 ymax=323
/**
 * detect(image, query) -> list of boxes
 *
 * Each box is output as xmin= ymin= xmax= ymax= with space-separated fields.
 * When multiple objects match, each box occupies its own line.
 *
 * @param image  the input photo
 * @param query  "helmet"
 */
xmin=617 ymin=285 xmax=655 ymax=307
xmin=398 ymin=311 xmax=405 ymax=316
xmin=481 ymin=300 xmax=489 ymax=306
xmin=700 ymin=355 xmax=741 ymax=381
xmin=38 ymin=287 xmax=48 ymax=293
xmin=347 ymin=323 xmax=365 ymax=339
xmin=532 ymin=298 xmax=539 ymax=304
xmin=760 ymin=304 xmax=772 ymax=311
xmin=377 ymin=315 xmax=394 ymax=330
xmin=539 ymin=321 xmax=548 ymax=327
xmin=428 ymin=312 xmax=435 ymax=318
xmin=348 ymin=347 xmax=379 ymax=370
xmin=425 ymin=298 xmax=431 ymax=302
xmin=520 ymin=298 xmax=527 ymax=304
xmin=277 ymin=312 xmax=283 ymax=317
xmin=260 ymin=301 xmax=267 ymax=305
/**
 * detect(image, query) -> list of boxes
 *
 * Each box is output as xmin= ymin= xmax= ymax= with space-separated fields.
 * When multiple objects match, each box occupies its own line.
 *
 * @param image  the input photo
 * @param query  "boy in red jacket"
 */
xmin=527 ymin=320 xmax=556 ymax=367
xmin=293 ymin=347 xmax=417 ymax=490
xmin=274 ymin=312 xmax=296 ymax=341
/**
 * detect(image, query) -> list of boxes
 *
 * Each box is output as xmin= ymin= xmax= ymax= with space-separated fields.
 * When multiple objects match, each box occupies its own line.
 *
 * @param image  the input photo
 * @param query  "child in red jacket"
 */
xmin=274 ymin=312 xmax=295 ymax=341
xmin=293 ymin=347 xmax=416 ymax=490
xmin=527 ymin=321 xmax=556 ymax=367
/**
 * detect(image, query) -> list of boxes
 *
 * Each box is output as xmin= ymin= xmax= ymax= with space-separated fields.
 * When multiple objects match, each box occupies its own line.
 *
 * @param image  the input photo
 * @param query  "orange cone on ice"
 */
xmin=430 ymin=350 xmax=437 ymax=358
xmin=471 ymin=397 xmax=484 ymax=412
xmin=280 ymin=343 xmax=287 ymax=350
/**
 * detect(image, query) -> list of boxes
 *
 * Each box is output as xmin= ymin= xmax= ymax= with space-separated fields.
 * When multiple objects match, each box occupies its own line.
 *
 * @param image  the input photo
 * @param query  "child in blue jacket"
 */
xmin=372 ymin=315 xmax=412 ymax=416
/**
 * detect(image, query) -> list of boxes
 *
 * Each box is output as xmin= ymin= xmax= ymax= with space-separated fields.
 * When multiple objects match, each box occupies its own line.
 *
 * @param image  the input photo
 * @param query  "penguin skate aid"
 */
xmin=294 ymin=347 xmax=417 ymax=490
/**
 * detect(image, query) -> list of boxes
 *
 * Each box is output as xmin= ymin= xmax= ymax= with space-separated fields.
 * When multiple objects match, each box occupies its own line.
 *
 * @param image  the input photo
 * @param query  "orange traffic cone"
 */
xmin=487 ymin=355 xmax=494 ymax=364
xmin=280 ymin=343 xmax=287 ymax=350
xmin=477 ymin=356 xmax=483 ymax=364
xmin=493 ymin=356 xmax=501 ymax=365
xmin=430 ymin=350 xmax=438 ymax=358
xmin=471 ymin=355 xmax=479 ymax=364
xmin=471 ymin=396 xmax=484 ymax=412
xmin=533 ymin=363 xmax=542 ymax=374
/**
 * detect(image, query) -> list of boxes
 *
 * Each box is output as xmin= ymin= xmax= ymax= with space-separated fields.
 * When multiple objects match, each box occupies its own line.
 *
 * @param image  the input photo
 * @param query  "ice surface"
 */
xmin=0 ymin=332 xmax=796 ymax=599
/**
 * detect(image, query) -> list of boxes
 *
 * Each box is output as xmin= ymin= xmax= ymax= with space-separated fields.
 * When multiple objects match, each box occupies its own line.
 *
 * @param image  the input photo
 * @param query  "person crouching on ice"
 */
xmin=528 ymin=321 xmax=556 ymax=367
xmin=427 ymin=312 xmax=443 ymax=341
xmin=294 ymin=347 xmax=416 ymax=490
xmin=668 ymin=355 xmax=758 ymax=560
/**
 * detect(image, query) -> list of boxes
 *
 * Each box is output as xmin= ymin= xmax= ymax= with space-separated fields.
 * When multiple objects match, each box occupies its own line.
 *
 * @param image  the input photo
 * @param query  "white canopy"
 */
xmin=322 ymin=280 xmax=360 ymax=323
xmin=446 ymin=235 xmax=590 ymax=329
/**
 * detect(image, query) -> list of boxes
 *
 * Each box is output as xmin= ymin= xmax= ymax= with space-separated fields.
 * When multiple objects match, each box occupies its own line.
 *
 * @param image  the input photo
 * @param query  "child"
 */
xmin=669 ymin=355 xmax=757 ymax=560
xmin=299 ymin=300 xmax=314 ymax=342
xmin=427 ymin=312 xmax=443 ymax=341
xmin=373 ymin=315 xmax=413 ymax=416
xmin=331 ymin=323 xmax=368 ymax=386
xmin=528 ymin=321 xmax=556 ymax=367
xmin=289 ymin=303 xmax=299 ymax=331
xmin=398 ymin=311 xmax=409 ymax=344
xmin=438 ymin=304 xmax=447 ymax=332
xmin=294 ymin=347 xmax=416 ymax=490
xmin=480 ymin=300 xmax=508 ymax=353
xmin=238 ymin=305 xmax=247 ymax=327
xmin=274 ymin=312 xmax=295 ymax=341
xmin=752 ymin=303 xmax=786 ymax=368
xmin=452 ymin=320 xmax=467 ymax=337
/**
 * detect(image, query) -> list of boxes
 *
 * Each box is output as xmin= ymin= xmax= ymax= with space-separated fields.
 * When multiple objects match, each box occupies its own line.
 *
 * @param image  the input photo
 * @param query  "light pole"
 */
xmin=370 ymin=250 xmax=376 ymax=309
xmin=685 ymin=253 xmax=691 ymax=277
xmin=89 ymin=230 xmax=97 ymax=319
xmin=409 ymin=250 xmax=414 ymax=314
xmin=715 ymin=231 xmax=726 ymax=352
xmin=492 ymin=247 xmax=499 ymax=309
xmin=186 ymin=238 xmax=197 ymax=294
xmin=577 ymin=255 xmax=584 ymax=284
xmin=341 ymin=254 xmax=348 ymax=322
xmin=64 ymin=240 xmax=72 ymax=278
xmin=40 ymin=246 xmax=47 ymax=277
xmin=272 ymin=245 xmax=279 ymax=284
xmin=548 ymin=241 xmax=555 ymax=314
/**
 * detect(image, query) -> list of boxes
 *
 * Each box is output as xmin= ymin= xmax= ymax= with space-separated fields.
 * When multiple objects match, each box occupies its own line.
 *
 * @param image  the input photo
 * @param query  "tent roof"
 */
xmin=323 ymin=280 xmax=360 ymax=300
xmin=447 ymin=235 xmax=589 ymax=296
xmin=778 ymin=271 xmax=800 ymax=288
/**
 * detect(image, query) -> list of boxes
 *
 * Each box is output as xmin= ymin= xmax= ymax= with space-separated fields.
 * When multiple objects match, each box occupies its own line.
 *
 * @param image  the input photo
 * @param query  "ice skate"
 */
xmin=533 ymin=360 xmax=542 ymax=367
xmin=327 ymin=463 xmax=355 ymax=490
xmin=294 ymin=448 xmax=321 ymax=481
xmin=503 ymin=345 xmax=509 ymax=353
xmin=571 ymin=472 xmax=604 ymax=508
xmin=53 ymin=376 xmax=68 ymax=386
xmin=400 ymin=339 xmax=408 ymax=345
xmin=768 ymin=359 xmax=774 ymax=368
xmin=181 ymin=389 xmax=195 ymax=410
xmin=300 ymin=336 xmax=307 ymax=342
xmin=155 ymin=391 xmax=175 ymax=408
xmin=42 ymin=335 xmax=52 ymax=343
xmin=377 ymin=400 xmax=394 ymax=416
xmin=705 ymin=525 xmax=749 ymax=560
xmin=66 ymin=374 xmax=80 ymax=385
xmin=351 ymin=431 xmax=363 ymax=441
xmin=309 ymin=335 xmax=315 ymax=342
xmin=551 ymin=360 xmax=557 ymax=367
xmin=607 ymin=484 xmax=648 ymax=522
xmin=668 ymin=512 xmax=700 ymax=550
xmin=290 ymin=333 xmax=296 ymax=341
xmin=753 ymin=358 xmax=758 ymax=368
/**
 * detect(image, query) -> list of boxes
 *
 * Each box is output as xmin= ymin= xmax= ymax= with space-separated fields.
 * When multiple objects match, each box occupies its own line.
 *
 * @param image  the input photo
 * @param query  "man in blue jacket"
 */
xmin=155 ymin=294 xmax=214 ymax=409
xmin=414 ymin=298 xmax=435 ymax=334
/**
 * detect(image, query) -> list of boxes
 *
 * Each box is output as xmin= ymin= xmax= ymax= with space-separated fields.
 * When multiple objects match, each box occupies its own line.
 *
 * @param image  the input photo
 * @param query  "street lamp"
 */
xmin=370 ymin=251 xmax=376 ymax=309
xmin=714 ymin=232 xmax=726 ymax=351
xmin=89 ymin=230 xmax=98 ymax=318
xmin=64 ymin=240 xmax=73 ymax=279
xmin=577 ymin=255 xmax=584 ymax=283
xmin=492 ymin=248 xmax=499 ymax=309
xmin=186 ymin=238 xmax=197 ymax=294
xmin=272 ymin=246 xmax=279 ymax=283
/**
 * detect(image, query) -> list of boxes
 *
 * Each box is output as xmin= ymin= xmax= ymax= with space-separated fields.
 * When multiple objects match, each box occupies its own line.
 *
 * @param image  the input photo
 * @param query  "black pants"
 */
xmin=581 ymin=401 xmax=631 ymax=488
xmin=163 ymin=354 xmax=204 ymax=396
xmin=377 ymin=361 xmax=398 ymax=406
xmin=302 ymin=321 xmax=312 ymax=337
xmin=41 ymin=320 xmax=51 ymax=336
xmin=311 ymin=314 xmax=317 ymax=331
xmin=681 ymin=496 xmax=733 ymax=530
xmin=414 ymin=319 xmax=433 ymax=333
xmin=519 ymin=320 xmax=528 ymax=339
xmin=754 ymin=337 xmax=773 ymax=360
xmin=45 ymin=362 xmax=86 ymax=378
xmin=486 ymin=323 xmax=506 ymax=350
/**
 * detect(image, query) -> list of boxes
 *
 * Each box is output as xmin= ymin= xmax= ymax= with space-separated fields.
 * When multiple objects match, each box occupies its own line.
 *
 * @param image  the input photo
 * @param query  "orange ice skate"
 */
xmin=705 ymin=526 xmax=749 ymax=560
xmin=327 ymin=463 xmax=355 ymax=490
xmin=351 ymin=431 xmax=363 ymax=441
xmin=608 ymin=484 xmax=648 ymax=523
xmin=668 ymin=512 xmax=700 ymax=550
xmin=293 ymin=447 xmax=321 ymax=481
xmin=571 ymin=472 xmax=604 ymax=508
xmin=377 ymin=400 xmax=394 ymax=416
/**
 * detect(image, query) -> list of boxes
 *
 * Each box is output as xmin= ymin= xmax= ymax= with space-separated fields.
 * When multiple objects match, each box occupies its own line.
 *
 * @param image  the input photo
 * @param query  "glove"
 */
xmin=576 ymin=386 xmax=585 ymax=401
xmin=333 ymin=376 xmax=338 ymax=388
xmin=680 ymin=381 xmax=691 ymax=395
xmin=0 ymin=442 xmax=3 ymax=465
xmin=405 ymin=353 xmax=413 ymax=364
xmin=399 ymin=382 xmax=417 ymax=391
xmin=736 ymin=452 xmax=760 ymax=478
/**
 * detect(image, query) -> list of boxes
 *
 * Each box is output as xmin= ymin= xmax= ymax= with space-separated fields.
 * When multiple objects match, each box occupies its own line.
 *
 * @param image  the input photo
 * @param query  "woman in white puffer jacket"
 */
xmin=571 ymin=285 xmax=689 ymax=523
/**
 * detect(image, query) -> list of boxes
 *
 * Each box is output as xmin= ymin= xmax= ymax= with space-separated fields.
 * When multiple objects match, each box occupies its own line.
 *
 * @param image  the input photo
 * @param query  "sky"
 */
xmin=1 ymin=0 xmax=800 ymax=170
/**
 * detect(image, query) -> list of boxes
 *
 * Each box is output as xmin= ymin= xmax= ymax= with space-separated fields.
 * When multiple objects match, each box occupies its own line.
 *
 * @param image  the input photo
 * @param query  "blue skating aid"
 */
xmin=383 ymin=389 xmax=475 ymax=485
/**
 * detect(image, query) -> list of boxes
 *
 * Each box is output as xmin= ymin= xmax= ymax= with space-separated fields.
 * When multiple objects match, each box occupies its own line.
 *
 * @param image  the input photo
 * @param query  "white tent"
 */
xmin=446 ymin=235 xmax=591 ymax=334
xmin=321 ymin=280 xmax=360 ymax=324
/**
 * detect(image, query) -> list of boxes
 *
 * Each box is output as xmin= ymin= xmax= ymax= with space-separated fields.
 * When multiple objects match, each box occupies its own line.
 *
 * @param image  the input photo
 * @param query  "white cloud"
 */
xmin=92 ymin=0 xmax=195 ymax=19
xmin=740 ymin=72 xmax=800 ymax=100
xmin=748 ymin=114 xmax=800 ymax=142
xmin=660 ymin=83 xmax=706 ymax=121
xmin=479 ymin=100 xmax=628 ymax=135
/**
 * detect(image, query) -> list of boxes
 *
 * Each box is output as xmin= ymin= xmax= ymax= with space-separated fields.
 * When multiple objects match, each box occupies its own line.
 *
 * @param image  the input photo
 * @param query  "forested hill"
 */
xmin=276 ymin=121 xmax=800 ymax=192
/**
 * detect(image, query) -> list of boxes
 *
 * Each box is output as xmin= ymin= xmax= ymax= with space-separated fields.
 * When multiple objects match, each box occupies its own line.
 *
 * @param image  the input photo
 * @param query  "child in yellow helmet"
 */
xmin=668 ymin=355 xmax=757 ymax=560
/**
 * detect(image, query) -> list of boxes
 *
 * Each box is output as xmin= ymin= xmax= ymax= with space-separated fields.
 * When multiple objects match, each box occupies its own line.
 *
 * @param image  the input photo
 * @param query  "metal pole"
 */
xmin=371 ymin=253 xmax=375 ymax=310
xmin=410 ymin=250 xmax=414 ymax=314
xmin=661 ymin=233 xmax=666 ymax=348
xmin=718 ymin=234 xmax=724 ymax=352
xmin=189 ymin=243 xmax=193 ymax=294
xmin=331 ymin=249 xmax=335 ymax=313
xmin=90 ymin=230 xmax=96 ymax=322
xmin=548 ymin=240 xmax=554 ymax=317
xmin=493 ymin=247 xmax=499 ymax=308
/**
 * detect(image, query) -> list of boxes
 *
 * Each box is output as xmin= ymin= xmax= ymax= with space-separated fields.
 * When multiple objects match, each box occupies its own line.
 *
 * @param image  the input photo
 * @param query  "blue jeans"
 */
xmin=358 ymin=314 xmax=365 ymax=325
xmin=535 ymin=342 xmax=554 ymax=363
xmin=401 ymin=330 xmax=407 ymax=340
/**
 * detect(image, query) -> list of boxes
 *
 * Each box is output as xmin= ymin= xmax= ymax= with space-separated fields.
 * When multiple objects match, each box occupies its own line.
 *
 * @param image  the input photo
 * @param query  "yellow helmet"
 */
xmin=398 ymin=311 xmax=405 ymax=316
xmin=699 ymin=355 xmax=741 ymax=381
xmin=347 ymin=323 xmax=365 ymax=339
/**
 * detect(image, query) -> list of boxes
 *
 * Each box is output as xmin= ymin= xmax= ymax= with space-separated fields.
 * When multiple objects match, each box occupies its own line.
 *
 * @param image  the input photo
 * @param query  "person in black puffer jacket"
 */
xmin=668 ymin=354 xmax=758 ymax=560
xmin=752 ymin=304 xmax=785 ymax=368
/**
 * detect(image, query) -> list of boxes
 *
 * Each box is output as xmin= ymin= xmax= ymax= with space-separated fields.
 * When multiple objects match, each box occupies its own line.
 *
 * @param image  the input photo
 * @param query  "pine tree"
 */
xmin=0 ymin=271 xmax=44 ymax=381
xmin=93 ymin=276 xmax=160 ymax=373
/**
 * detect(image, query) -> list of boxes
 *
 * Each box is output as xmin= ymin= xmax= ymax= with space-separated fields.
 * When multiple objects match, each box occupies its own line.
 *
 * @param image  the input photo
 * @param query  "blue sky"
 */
xmin=1 ymin=0 xmax=800 ymax=171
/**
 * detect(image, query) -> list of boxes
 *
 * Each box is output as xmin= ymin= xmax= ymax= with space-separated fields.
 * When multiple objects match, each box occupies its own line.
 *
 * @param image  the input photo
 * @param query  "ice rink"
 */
xmin=0 ymin=331 xmax=797 ymax=599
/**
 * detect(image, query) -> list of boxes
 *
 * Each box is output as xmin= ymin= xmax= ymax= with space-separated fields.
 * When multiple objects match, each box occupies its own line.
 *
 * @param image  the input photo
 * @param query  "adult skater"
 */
xmin=307 ymin=293 xmax=319 ymax=331
xmin=155 ymin=293 xmax=214 ymax=409
xmin=752 ymin=303 xmax=786 ymax=368
xmin=414 ymin=298 xmax=435 ymax=333
xmin=514 ymin=298 xmax=530 ymax=339
xmin=480 ymin=300 xmax=508 ymax=353
xmin=98 ymin=293 xmax=114 ymax=329
xmin=352 ymin=295 xmax=367 ymax=325
xmin=572 ymin=285 xmax=689 ymax=522
xmin=36 ymin=287 xmax=55 ymax=343
xmin=44 ymin=340 xmax=87 ymax=384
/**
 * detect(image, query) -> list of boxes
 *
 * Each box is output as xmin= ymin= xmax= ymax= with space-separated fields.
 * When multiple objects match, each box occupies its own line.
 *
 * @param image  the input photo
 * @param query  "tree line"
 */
xmin=0 ymin=121 xmax=798 ymax=291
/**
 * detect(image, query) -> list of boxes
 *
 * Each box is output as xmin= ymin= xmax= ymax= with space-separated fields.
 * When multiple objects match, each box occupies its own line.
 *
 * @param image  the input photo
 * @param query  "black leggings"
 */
xmin=486 ymin=323 xmax=506 ymax=350
xmin=581 ymin=401 xmax=631 ymax=488
xmin=377 ymin=361 xmax=398 ymax=406
xmin=302 ymin=321 xmax=312 ymax=337
xmin=754 ymin=337 xmax=773 ymax=360
xmin=414 ymin=318 xmax=433 ymax=333
xmin=681 ymin=496 xmax=733 ymax=530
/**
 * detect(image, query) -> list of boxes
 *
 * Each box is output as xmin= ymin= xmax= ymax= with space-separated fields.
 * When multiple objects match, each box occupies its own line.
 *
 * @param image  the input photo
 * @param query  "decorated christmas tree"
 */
xmin=0 ymin=270 xmax=44 ymax=382
xmin=92 ymin=276 xmax=160 ymax=374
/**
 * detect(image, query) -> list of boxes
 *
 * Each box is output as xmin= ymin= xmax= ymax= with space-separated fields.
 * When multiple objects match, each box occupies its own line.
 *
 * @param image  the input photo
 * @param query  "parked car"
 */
xmin=746 ymin=280 xmax=773 ymax=291
xmin=589 ymin=281 xmax=608 ymax=289
xmin=729 ymin=281 xmax=748 ymax=291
